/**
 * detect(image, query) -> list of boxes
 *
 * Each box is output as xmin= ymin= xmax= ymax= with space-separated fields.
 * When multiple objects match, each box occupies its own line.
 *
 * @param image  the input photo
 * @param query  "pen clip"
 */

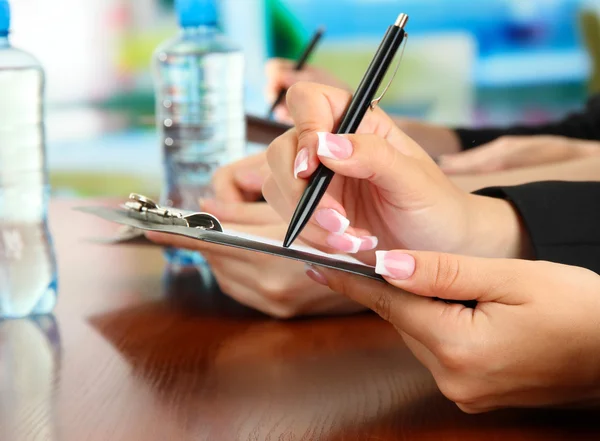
xmin=370 ymin=33 xmax=409 ymax=110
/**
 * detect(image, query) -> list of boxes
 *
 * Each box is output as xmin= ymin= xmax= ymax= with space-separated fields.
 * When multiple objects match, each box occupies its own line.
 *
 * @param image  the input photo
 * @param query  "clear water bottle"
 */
xmin=0 ymin=0 xmax=58 ymax=318
xmin=152 ymin=0 xmax=246 ymax=267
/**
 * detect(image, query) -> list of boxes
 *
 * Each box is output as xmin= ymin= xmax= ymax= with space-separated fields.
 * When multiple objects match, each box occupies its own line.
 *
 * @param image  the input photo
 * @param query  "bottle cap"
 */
xmin=175 ymin=0 xmax=217 ymax=28
xmin=0 ymin=0 xmax=10 ymax=36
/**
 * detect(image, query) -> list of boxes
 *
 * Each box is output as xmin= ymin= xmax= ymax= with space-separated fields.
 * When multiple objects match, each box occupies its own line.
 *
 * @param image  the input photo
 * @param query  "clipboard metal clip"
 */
xmin=124 ymin=193 xmax=223 ymax=232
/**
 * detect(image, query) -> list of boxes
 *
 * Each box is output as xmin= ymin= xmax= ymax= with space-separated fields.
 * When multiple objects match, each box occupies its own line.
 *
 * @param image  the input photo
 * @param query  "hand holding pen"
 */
xmin=282 ymin=14 xmax=409 ymax=248
xmin=268 ymin=27 xmax=325 ymax=119
xmin=262 ymin=14 xmax=531 ymax=263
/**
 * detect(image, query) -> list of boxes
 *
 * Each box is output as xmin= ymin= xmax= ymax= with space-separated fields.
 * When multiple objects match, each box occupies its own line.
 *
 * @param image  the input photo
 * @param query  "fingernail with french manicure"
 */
xmin=317 ymin=132 xmax=353 ymax=160
xmin=305 ymin=264 xmax=328 ymax=286
xmin=375 ymin=251 xmax=416 ymax=280
xmin=294 ymin=148 xmax=309 ymax=178
xmin=360 ymin=236 xmax=379 ymax=251
xmin=327 ymin=233 xmax=362 ymax=254
xmin=315 ymin=208 xmax=350 ymax=234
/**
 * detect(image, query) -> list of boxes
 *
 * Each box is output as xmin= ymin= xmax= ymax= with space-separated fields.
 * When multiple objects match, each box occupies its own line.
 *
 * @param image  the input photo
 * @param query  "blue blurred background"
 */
xmin=9 ymin=0 xmax=600 ymax=197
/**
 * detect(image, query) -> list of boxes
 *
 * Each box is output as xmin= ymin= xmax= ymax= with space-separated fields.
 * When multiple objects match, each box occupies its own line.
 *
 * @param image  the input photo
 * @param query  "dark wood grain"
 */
xmin=0 ymin=199 xmax=599 ymax=441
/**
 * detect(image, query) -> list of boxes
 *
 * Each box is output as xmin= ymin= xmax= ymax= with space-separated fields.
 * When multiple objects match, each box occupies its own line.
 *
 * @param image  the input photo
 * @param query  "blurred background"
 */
xmin=9 ymin=0 xmax=600 ymax=197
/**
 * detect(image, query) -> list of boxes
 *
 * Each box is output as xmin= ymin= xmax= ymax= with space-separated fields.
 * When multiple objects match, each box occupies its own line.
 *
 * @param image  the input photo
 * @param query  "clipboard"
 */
xmin=76 ymin=193 xmax=384 ymax=282
xmin=246 ymin=114 xmax=291 ymax=145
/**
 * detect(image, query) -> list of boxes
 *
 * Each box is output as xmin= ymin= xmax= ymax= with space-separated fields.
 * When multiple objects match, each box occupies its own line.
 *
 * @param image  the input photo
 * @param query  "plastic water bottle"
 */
xmin=0 ymin=0 xmax=58 ymax=318
xmin=152 ymin=0 xmax=245 ymax=267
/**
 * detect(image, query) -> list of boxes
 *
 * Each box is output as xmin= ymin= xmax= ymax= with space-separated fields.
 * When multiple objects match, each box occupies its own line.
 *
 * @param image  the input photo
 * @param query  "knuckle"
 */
xmin=435 ymin=343 xmax=473 ymax=372
xmin=260 ymin=279 xmax=291 ymax=303
xmin=372 ymin=290 xmax=393 ymax=322
xmin=268 ymin=306 xmax=296 ymax=320
xmin=456 ymin=403 xmax=483 ymax=415
xmin=324 ymin=272 xmax=346 ymax=295
xmin=436 ymin=377 xmax=479 ymax=407
xmin=265 ymin=129 xmax=296 ymax=166
xmin=261 ymin=176 xmax=275 ymax=202
xmin=430 ymin=253 xmax=461 ymax=293
xmin=216 ymin=278 xmax=234 ymax=296
xmin=265 ymin=136 xmax=283 ymax=168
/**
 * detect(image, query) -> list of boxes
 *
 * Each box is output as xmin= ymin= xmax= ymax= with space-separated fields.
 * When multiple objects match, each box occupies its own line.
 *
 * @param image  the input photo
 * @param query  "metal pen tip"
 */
xmin=395 ymin=13 xmax=409 ymax=28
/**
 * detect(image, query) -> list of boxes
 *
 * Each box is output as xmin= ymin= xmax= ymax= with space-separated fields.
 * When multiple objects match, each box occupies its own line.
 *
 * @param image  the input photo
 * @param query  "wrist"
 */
xmin=463 ymin=194 xmax=534 ymax=259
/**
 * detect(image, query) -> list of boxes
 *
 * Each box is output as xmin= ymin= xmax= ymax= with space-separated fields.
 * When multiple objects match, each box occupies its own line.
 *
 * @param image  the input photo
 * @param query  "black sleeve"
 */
xmin=474 ymin=181 xmax=600 ymax=274
xmin=454 ymin=95 xmax=600 ymax=150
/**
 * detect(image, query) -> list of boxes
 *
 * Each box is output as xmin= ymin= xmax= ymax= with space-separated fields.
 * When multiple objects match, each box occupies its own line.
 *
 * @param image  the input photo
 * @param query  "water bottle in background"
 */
xmin=152 ymin=0 xmax=246 ymax=267
xmin=0 ymin=0 xmax=58 ymax=318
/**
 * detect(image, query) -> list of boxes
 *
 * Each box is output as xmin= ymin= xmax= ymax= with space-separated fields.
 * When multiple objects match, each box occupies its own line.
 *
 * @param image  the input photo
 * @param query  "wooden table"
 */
xmin=1 ymin=199 xmax=599 ymax=441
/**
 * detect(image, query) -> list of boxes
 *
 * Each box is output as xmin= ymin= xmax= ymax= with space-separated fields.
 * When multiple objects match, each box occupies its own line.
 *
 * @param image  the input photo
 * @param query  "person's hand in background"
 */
xmin=308 ymin=251 xmax=600 ymax=413
xmin=212 ymin=150 xmax=270 ymax=203
xmin=438 ymin=135 xmax=600 ymax=175
xmin=153 ymin=144 xmax=364 ymax=319
xmin=208 ymin=150 xmax=284 ymax=225
xmin=265 ymin=58 xmax=351 ymax=123
xmin=263 ymin=82 xmax=531 ymax=262
xmin=264 ymin=59 xmax=467 ymax=157
xmin=146 ymin=214 xmax=364 ymax=319
xmin=146 ymin=170 xmax=364 ymax=318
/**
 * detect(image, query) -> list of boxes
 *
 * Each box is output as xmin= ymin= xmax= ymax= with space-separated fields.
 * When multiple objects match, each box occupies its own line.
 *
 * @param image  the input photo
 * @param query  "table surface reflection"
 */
xmin=0 ymin=199 xmax=599 ymax=441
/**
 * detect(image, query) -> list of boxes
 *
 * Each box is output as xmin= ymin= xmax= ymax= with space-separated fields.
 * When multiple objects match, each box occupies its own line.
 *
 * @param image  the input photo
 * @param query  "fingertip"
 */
xmin=315 ymin=208 xmax=350 ymax=234
xmin=359 ymin=236 xmax=378 ymax=251
xmin=265 ymin=57 xmax=290 ymax=74
xmin=199 ymin=198 xmax=219 ymax=212
xmin=316 ymin=132 xmax=354 ymax=160
xmin=326 ymin=233 xmax=362 ymax=254
xmin=375 ymin=250 xmax=416 ymax=280
xmin=293 ymin=147 xmax=321 ymax=179
xmin=273 ymin=106 xmax=292 ymax=123
xmin=293 ymin=148 xmax=309 ymax=179
xmin=144 ymin=230 xmax=167 ymax=245
xmin=305 ymin=264 xmax=329 ymax=286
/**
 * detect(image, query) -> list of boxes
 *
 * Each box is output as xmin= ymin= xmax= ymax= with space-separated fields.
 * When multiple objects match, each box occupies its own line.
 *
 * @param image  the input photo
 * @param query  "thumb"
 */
xmin=374 ymin=250 xmax=531 ymax=305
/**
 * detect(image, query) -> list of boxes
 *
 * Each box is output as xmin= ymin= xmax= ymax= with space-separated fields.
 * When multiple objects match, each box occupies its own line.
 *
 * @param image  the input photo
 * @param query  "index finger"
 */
xmin=286 ymin=82 xmax=396 ymax=159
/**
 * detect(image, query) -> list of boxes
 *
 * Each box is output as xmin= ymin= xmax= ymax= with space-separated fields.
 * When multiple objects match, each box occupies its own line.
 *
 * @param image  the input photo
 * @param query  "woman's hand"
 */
xmin=308 ymin=252 xmax=600 ymax=413
xmin=438 ymin=135 xmax=600 ymax=175
xmin=145 ymin=200 xmax=364 ymax=319
xmin=263 ymin=82 xmax=531 ymax=262
xmin=212 ymin=151 xmax=270 ymax=203
xmin=266 ymin=58 xmax=351 ymax=123
xmin=171 ymin=144 xmax=363 ymax=318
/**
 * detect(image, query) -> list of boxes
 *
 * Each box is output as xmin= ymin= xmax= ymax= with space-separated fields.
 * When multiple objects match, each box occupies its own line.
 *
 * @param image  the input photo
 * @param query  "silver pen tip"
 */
xmin=395 ymin=13 xmax=409 ymax=28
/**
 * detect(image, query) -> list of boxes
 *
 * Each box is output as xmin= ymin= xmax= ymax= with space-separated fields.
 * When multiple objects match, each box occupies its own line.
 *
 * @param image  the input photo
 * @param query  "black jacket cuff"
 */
xmin=474 ymin=181 xmax=600 ymax=274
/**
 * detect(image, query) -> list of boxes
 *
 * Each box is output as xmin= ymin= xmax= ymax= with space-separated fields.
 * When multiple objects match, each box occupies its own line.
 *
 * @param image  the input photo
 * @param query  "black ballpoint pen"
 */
xmin=283 ymin=13 xmax=409 ymax=248
xmin=268 ymin=26 xmax=325 ymax=118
